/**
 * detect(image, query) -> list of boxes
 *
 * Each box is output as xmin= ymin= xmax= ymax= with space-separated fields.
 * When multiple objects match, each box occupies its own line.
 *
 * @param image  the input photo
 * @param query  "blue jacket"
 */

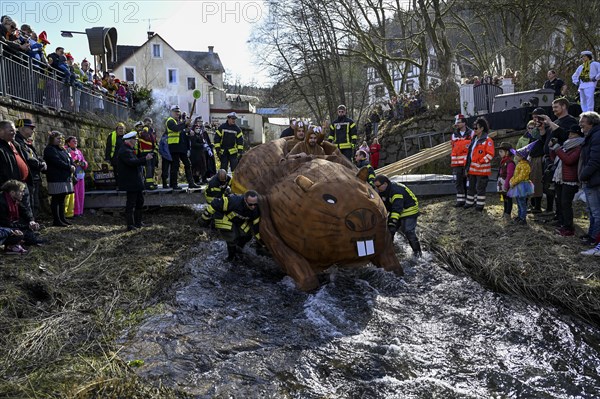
xmin=158 ymin=133 xmax=172 ymax=161
xmin=580 ymin=125 xmax=600 ymax=188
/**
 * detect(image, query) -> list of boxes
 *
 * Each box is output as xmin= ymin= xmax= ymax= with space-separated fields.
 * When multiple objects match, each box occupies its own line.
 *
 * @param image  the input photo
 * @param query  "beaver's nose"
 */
xmin=345 ymin=208 xmax=377 ymax=232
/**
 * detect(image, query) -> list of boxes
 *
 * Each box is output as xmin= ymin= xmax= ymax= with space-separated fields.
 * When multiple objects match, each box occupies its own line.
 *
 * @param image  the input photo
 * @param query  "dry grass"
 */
xmin=0 ymin=207 xmax=202 ymax=398
xmin=420 ymin=196 xmax=600 ymax=323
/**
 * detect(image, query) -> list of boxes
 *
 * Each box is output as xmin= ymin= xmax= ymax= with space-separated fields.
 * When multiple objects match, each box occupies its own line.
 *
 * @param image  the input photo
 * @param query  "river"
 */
xmin=121 ymin=239 xmax=600 ymax=398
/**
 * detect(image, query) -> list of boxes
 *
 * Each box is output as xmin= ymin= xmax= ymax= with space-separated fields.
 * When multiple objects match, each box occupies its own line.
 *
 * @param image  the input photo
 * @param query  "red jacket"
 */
xmin=369 ymin=143 xmax=381 ymax=169
xmin=451 ymin=129 xmax=474 ymax=167
xmin=466 ymin=135 xmax=495 ymax=176
xmin=551 ymin=145 xmax=582 ymax=183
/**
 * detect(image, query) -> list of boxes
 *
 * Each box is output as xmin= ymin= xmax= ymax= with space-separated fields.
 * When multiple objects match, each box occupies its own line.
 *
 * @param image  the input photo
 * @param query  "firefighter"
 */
xmin=354 ymin=149 xmax=376 ymax=187
xmin=328 ymin=104 xmax=357 ymax=160
xmin=373 ymin=174 xmax=422 ymax=258
xmin=451 ymin=114 xmax=474 ymax=207
xmin=199 ymin=190 xmax=262 ymax=261
xmin=205 ymin=169 xmax=231 ymax=204
xmin=464 ymin=117 xmax=495 ymax=211
xmin=135 ymin=119 xmax=158 ymax=189
xmin=165 ymin=105 xmax=199 ymax=189
xmin=214 ymin=112 xmax=244 ymax=172
xmin=104 ymin=122 xmax=126 ymax=180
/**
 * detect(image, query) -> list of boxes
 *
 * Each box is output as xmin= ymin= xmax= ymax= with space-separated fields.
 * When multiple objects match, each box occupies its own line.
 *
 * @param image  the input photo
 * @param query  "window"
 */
xmin=209 ymin=91 xmax=214 ymax=105
xmin=187 ymin=77 xmax=196 ymax=90
xmin=168 ymin=69 xmax=178 ymax=85
xmin=124 ymin=67 xmax=135 ymax=82
xmin=406 ymin=81 xmax=415 ymax=92
xmin=152 ymin=43 xmax=162 ymax=58
xmin=374 ymin=85 xmax=385 ymax=98
xmin=205 ymin=74 xmax=212 ymax=84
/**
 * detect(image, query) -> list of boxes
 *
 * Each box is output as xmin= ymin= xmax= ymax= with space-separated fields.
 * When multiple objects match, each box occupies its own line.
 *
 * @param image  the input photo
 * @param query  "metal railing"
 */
xmin=0 ymin=41 xmax=129 ymax=120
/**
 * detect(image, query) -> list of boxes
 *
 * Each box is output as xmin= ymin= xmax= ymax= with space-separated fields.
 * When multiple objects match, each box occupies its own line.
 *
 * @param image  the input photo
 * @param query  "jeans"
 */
xmin=583 ymin=185 xmax=600 ymax=241
xmin=516 ymin=197 xmax=528 ymax=220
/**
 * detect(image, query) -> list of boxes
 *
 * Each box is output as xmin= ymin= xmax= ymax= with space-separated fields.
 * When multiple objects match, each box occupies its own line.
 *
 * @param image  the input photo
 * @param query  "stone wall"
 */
xmin=378 ymin=113 xmax=456 ymax=167
xmin=0 ymin=96 xmax=126 ymax=172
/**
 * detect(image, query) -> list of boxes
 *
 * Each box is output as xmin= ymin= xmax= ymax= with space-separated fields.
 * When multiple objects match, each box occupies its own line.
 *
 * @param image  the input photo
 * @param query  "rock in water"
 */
xmin=231 ymin=138 xmax=403 ymax=291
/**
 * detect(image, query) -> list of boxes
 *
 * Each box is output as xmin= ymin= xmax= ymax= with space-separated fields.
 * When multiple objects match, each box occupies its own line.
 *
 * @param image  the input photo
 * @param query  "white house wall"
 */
xmin=112 ymin=36 xmax=211 ymax=122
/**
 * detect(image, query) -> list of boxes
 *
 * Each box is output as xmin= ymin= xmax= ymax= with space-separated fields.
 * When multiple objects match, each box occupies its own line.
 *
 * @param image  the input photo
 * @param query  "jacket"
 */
xmin=451 ymin=129 xmax=474 ymax=167
xmin=137 ymin=127 xmax=157 ymax=154
xmin=215 ymin=122 xmax=244 ymax=155
xmin=166 ymin=117 xmax=189 ymax=153
xmin=551 ymin=144 xmax=582 ymax=183
xmin=328 ymin=116 xmax=357 ymax=150
xmin=369 ymin=143 xmax=381 ymax=169
xmin=498 ymin=156 xmax=516 ymax=191
xmin=0 ymin=191 xmax=34 ymax=228
xmin=572 ymin=61 xmax=600 ymax=85
xmin=202 ymin=194 xmax=260 ymax=239
xmin=356 ymin=160 xmax=376 ymax=187
xmin=205 ymin=174 xmax=231 ymax=204
xmin=116 ymin=144 xmax=146 ymax=191
xmin=158 ymin=133 xmax=172 ymax=161
xmin=105 ymin=131 xmax=124 ymax=162
xmin=378 ymin=181 xmax=419 ymax=228
xmin=15 ymin=133 xmax=44 ymax=182
xmin=579 ymin=125 xmax=600 ymax=188
xmin=466 ymin=133 xmax=494 ymax=176
xmin=510 ymin=160 xmax=531 ymax=187
xmin=43 ymin=145 xmax=73 ymax=183
xmin=0 ymin=139 xmax=32 ymax=186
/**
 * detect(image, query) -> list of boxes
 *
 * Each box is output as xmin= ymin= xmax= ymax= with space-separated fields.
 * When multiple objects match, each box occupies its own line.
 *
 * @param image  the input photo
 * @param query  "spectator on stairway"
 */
xmin=44 ymin=131 xmax=75 ymax=227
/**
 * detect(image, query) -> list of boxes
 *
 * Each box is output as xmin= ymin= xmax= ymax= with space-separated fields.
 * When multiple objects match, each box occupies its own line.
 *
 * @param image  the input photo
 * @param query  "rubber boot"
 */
xmin=52 ymin=202 xmax=67 ymax=227
xmin=226 ymin=244 xmax=237 ymax=261
xmin=134 ymin=209 xmax=143 ymax=228
xmin=408 ymin=238 xmax=422 ymax=258
xmin=58 ymin=203 xmax=71 ymax=225
xmin=126 ymin=212 xmax=137 ymax=231
xmin=186 ymin=169 xmax=200 ymax=189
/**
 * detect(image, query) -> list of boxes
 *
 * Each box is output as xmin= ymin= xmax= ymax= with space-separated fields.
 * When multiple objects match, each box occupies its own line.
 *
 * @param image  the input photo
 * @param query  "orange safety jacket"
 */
xmin=450 ymin=129 xmax=473 ymax=167
xmin=466 ymin=135 xmax=494 ymax=176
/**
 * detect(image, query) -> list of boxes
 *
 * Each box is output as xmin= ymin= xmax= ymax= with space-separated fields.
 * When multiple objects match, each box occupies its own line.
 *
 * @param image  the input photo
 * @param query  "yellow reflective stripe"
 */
xmin=255 ymin=233 xmax=261 ymax=240
xmin=205 ymin=195 xmax=215 ymax=204
xmin=109 ymin=131 xmax=117 ymax=158
xmin=400 ymin=205 xmax=419 ymax=218
xmin=166 ymin=117 xmax=180 ymax=144
xmin=390 ymin=212 xmax=400 ymax=220
xmin=253 ymin=217 xmax=260 ymax=225
xmin=338 ymin=143 xmax=353 ymax=149
xmin=391 ymin=194 xmax=404 ymax=201
xmin=222 ymin=197 xmax=229 ymax=211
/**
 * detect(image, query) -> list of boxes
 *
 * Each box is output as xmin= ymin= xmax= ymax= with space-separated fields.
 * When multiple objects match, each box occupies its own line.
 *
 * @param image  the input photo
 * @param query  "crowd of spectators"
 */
xmin=461 ymin=68 xmax=522 ymax=87
xmin=0 ymin=15 xmax=132 ymax=116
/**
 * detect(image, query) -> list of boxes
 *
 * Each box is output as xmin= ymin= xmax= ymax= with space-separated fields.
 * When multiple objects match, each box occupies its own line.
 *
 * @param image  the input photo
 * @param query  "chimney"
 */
xmin=208 ymin=46 xmax=214 ymax=53
xmin=147 ymin=31 xmax=154 ymax=39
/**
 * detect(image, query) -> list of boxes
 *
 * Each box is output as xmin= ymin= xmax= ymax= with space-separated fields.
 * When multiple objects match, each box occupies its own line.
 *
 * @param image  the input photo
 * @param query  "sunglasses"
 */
xmin=246 ymin=202 xmax=257 ymax=208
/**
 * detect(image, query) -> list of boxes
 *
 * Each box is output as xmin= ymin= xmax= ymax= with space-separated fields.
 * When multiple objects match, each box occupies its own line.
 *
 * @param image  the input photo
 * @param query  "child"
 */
xmin=497 ymin=142 xmax=516 ymax=220
xmin=507 ymin=148 xmax=534 ymax=225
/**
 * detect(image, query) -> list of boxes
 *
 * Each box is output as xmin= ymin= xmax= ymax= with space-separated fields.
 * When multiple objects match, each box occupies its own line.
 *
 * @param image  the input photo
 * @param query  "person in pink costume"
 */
xmin=65 ymin=136 xmax=88 ymax=216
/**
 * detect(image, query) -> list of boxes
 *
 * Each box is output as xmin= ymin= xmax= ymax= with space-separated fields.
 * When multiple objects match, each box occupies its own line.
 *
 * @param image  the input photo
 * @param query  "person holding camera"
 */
xmin=527 ymin=109 xmax=551 ymax=214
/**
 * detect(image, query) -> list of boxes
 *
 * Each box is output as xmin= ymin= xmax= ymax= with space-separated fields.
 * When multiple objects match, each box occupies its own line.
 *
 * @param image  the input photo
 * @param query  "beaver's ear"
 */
xmin=356 ymin=166 xmax=369 ymax=182
xmin=295 ymin=175 xmax=314 ymax=192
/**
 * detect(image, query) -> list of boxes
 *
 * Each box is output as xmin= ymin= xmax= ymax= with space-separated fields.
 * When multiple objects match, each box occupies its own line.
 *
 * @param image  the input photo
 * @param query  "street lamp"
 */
xmin=60 ymin=30 xmax=86 ymax=38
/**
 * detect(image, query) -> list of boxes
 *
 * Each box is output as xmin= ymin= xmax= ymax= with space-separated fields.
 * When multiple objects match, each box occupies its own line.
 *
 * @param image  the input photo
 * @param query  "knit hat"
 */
xmin=568 ymin=124 xmax=584 ymax=137
xmin=499 ymin=142 xmax=513 ymax=151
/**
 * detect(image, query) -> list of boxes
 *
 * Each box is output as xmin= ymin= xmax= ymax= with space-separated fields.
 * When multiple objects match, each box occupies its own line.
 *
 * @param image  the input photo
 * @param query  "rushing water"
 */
xmin=121 ymin=239 xmax=600 ymax=398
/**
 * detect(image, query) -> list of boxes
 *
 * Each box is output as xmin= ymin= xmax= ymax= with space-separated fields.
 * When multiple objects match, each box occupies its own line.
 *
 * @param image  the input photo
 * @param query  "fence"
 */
xmin=0 ymin=42 xmax=129 ymax=120
xmin=473 ymin=83 xmax=503 ymax=114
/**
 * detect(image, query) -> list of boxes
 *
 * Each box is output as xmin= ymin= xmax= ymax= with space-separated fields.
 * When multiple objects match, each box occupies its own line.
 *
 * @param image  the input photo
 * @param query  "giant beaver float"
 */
xmin=230 ymin=138 xmax=403 ymax=291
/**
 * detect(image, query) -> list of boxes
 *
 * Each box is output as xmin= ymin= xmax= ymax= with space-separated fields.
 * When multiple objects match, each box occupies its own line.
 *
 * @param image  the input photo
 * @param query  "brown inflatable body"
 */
xmin=230 ymin=138 xmax=403 ymax=290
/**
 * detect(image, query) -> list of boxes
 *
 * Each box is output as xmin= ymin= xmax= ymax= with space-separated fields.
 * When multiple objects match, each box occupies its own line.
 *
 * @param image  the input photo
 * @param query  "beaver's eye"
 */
xmin=323 ymin=194 xmax=337 ymax=204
